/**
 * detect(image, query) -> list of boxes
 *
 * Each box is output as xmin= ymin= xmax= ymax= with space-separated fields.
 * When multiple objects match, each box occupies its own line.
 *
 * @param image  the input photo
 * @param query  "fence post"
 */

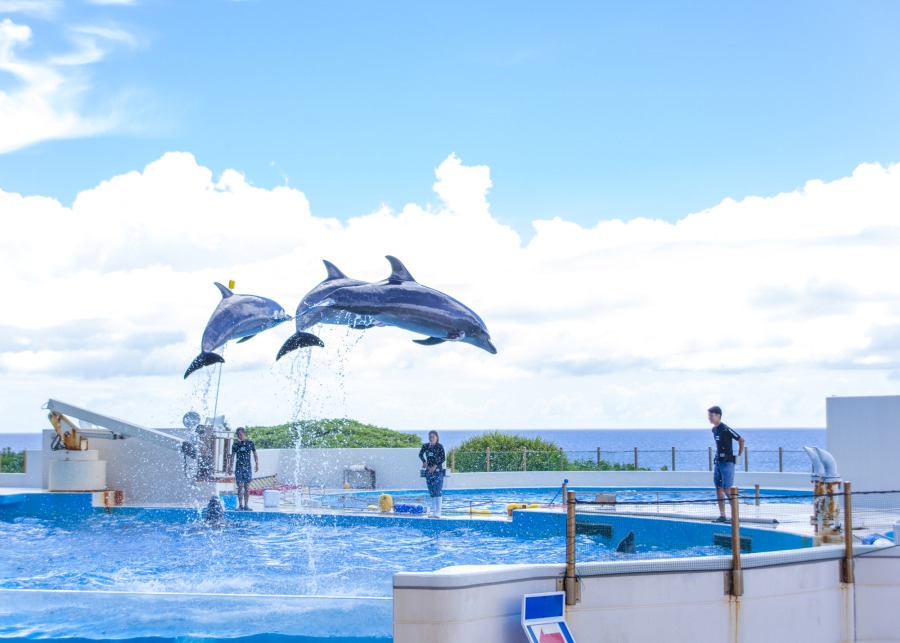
xmin=841 ymin=481 xmax=854 ymax=583
xmin=565 ymin=490 xmax=578 ymax=605
xmin=450 ymin=448 xmax=455 ymax=473
xmin=522 ymin=447 xmax=527 ymax=472
xmin=634 ymin=447 xmax=638 ymax=471
xmin=708 ymin=446 xmax=713 ymax=472
xmin=778 ymin=447 xmax=783 ymax=473
xmin=755 ymin=483 xmax=760 ymax=506
xmin=671 ymin=446 xmax=676 ymax=472
xmin=744 ymin=448 xmax=749 ymax=472
xmin=729 ymin=486 xmax=743 ymax=596
xmin=485 ymin=447 xmax=490 ymax=473
xmin=596 ymin=447 xmax=601 ymax=470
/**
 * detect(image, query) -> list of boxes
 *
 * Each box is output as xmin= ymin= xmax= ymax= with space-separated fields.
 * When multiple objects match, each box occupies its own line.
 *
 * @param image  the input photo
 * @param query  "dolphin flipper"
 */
xmin=276 ymin=332 xmax=326 ymax=360
xmin=236 ymin=334 xmax=257 ymax=344
xmin=184 ymin=352 xmax=225 ymax=379
xmin=413 ymin=337 xmax=447 ymax=346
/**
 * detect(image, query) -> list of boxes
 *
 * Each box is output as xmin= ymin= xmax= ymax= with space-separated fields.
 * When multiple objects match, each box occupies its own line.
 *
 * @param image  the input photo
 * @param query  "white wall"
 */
xmin=827 ymin=395 xmax=900 ymax=492
xmin=394 ymin=547 xmax=900 ymax=642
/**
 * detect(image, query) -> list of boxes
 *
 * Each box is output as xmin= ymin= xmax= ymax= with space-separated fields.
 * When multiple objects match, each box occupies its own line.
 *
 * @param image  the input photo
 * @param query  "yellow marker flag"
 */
xmin=228 ymin=280 xmax=235 ymax=289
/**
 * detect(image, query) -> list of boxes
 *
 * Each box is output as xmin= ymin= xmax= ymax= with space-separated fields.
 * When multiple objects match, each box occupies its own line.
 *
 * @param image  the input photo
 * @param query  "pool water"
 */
xmin=0 ymin=488 xmax=811 ymax=641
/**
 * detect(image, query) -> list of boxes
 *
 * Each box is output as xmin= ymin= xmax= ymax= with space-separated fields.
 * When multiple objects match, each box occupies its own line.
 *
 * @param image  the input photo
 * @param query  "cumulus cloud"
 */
xmin=1 ymin=154 xmax=899 ymax=431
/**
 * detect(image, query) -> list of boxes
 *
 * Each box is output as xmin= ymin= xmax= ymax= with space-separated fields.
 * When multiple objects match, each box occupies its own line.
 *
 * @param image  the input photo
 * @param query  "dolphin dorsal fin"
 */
xmin=214 ymin=282 xmax=234 ymax=298
xmin=385 ymin=255 xmax=416 ymax=284
xmin=322 ymin=260 xmax=348 ymax=281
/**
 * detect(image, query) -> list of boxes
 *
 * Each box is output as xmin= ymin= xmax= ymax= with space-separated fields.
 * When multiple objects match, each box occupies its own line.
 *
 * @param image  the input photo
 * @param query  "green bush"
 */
xmin=1 ymin=447 xmax=25 ymax=473
xmin=451 ymin=433 xmax=651 ymax=472
xmin=244 ymin=418 xmax=421 ymax=449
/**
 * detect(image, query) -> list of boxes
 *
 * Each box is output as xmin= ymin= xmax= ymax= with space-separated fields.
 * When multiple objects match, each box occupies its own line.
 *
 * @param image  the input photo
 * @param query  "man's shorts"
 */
xmin=713 ymin=460 xmax=735 ymax=489
xmin=235 ymin=465 xmax=252 ymax=485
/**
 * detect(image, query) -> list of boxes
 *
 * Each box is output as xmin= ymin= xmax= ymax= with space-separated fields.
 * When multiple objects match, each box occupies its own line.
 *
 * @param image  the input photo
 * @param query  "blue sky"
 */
xmin=3 ymin=1 xmax=899 ymax=236
xmin=2 ymin=1 xmax=900 ymax=433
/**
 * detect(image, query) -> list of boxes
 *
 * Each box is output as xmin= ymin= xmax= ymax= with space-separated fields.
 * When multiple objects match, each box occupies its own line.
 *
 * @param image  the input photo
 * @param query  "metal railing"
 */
xmin=449 ymin=447 xmax=812 ymax=473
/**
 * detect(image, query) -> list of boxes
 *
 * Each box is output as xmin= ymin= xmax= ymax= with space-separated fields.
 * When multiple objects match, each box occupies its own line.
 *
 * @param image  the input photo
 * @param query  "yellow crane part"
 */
xmin=47 ymin=411 xmax=86 ymax=450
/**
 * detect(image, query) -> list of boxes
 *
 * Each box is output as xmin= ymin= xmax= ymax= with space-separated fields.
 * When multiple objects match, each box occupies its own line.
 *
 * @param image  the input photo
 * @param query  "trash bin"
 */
xmin=343 ymin=465 xmax=376 ymax=489
xmin=263 ymin=489 xmax=280 ymax=507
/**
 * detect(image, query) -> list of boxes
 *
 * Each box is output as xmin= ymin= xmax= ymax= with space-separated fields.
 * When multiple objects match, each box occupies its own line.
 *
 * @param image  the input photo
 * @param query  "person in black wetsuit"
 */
xmin=708 ymin=405 xmax=745 ymax=522
xmin=418 ymin=430 xmax=445 ymax=518
xmin=227 ymin=427 xmax=258 ymax=511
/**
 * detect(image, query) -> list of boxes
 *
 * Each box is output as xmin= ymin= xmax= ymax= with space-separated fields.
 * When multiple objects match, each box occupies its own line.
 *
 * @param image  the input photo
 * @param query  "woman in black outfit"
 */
xmin=418 ymin=430 xmax=445 ymax=518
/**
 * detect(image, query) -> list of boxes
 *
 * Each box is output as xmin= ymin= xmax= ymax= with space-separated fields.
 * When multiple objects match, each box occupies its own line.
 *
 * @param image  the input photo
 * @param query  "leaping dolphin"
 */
xmin=276 ymin=260 xmax=383 ymax=360
xmin=184 ymin=282 xmax=322 ymax=378
xmin=309 ymin=256 xmax=497 ymax=355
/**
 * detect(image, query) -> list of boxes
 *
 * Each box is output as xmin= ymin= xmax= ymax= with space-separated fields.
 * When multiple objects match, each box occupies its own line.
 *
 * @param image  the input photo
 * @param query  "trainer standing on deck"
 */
xmin=419 ymin=430 xmax=445 ymax=518
xmin=708 ymin=406 xmax=744 ymax=523
xmin=227 ymin=427 xmax=258 ymax=511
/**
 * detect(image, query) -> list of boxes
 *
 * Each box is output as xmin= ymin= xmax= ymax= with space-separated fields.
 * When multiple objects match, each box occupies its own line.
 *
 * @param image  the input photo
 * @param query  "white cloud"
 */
xmin=1 ymin=154 xmax=899 ymax=433
xmin=0 ymin=16 xmax=136 ymax=152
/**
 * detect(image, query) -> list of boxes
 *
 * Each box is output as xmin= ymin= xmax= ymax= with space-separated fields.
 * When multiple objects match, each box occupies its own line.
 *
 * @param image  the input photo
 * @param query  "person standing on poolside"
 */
xmin=419 ymin=430 xmax=446 ymax=518
xmin=227 ymin=427 xmax=258 ymax=511
xmin=708 ymin=406 xmax=744 ymax=522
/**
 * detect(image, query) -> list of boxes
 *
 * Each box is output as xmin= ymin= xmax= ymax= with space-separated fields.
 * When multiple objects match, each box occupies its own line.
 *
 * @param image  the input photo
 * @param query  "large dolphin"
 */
xmin=276 ymin=260 xmax=383 ymax=360
xmin=184 ymin=282 xmax=322 ymax=378
xmin=310 ymin=256 xmax=497 ymax=354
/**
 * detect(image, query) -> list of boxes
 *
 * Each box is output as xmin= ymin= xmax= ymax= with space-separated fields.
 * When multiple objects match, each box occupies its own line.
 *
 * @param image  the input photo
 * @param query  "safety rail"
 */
xmin=448 ymin=446 xmax=814 ymax=473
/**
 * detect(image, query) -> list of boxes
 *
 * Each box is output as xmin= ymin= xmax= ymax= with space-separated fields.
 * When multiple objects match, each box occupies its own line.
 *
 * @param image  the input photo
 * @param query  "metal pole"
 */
xmin=708 ymin=446 xmax=713 ymax=471
xmin=522 ymin=447 xmax=527 ymax=472
xmin=842 ymin=481 xmax=854 ymax=584
xmin=596 ymin=447 xmax=601 ymax=470
xmin=744 ymin=448 xmax=748 ymax=472
xmin=485 ymin=447 xmax=490 ymax=473
xmin=634 ymin=447 xmax=638 ymax=471
xmin=779 ymin=447 xmax=783 ymax=473
xmin=755 ymin=483 xmax=760 ymax=506
xmin=671 ymin=446 xmax=676 ymax=472
xmin=729 ymin=486 xmax=743 ymax=596
xmin=565 ymin=490 xmax=577 ymax=605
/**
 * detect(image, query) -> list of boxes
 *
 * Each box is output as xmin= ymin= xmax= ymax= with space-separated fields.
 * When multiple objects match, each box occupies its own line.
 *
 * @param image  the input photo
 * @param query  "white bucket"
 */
xmin=263 ymin=490 xmax=280 ymax=508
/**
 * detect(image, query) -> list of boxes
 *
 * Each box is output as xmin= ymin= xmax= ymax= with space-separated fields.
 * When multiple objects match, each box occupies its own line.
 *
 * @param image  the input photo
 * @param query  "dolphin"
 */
xmin=615 ymin=530 xmax=636 ymax=554
xmin=184 ymin=282 xmax=322 ymax=378
xmin=276 ymin=260 xmax=383 ymax=360
xmin=310 ymin=256 xmax=497 ymax=354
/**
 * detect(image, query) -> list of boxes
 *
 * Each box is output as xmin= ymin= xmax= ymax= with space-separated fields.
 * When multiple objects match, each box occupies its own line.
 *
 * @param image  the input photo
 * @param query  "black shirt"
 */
xmin=419 ymin=442 xmax=445 ymax=469
xmin=713 ymin=423 xmax=741 ymax=462
xmin=231 ymin=439 xmax=256 ymax=469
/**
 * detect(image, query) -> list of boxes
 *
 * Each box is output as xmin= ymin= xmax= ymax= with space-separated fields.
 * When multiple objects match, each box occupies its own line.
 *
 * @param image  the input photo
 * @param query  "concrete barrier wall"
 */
xmin=394 ymin=548 xmax=900 ymax=642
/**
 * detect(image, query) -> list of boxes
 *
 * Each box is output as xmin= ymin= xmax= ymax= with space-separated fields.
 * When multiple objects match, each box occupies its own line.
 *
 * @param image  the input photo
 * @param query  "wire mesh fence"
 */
xmin=568 ymin=488 xmax=900 ymax=578
xmin=449 ymin=447 xmax=814 ymax=473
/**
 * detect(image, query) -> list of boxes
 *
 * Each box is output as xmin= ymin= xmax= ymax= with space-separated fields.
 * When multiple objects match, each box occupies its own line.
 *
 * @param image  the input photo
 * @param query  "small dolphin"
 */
xmin=615 ymin=530 xmax=636 ymax=554
xmin=185 ymin=282 xmax=322 ymax=378
xmin=276 ymin=260 xmax=383 ymax=360
xmin=203 ymin=496 xmax=226 ymax=526
xmin=311 ymin=256 xmax=497 ymax=354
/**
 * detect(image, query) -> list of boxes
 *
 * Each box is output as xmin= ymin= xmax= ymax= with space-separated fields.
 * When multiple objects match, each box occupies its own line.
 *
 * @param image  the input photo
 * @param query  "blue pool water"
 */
xmin=0 ymin=488 xmax=812 ymax=642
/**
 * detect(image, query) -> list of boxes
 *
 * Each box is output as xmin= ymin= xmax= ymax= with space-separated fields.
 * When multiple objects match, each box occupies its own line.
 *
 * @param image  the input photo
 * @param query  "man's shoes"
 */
xmin=713 ymin=516 xmax=729 ymax=523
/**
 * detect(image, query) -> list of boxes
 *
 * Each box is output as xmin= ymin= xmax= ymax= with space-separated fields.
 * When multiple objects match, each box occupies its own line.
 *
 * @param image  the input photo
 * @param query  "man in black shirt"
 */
xmin=227 ymin=427 xmax=258 ymax=511
xmin=708 ymin=405 xmax=744 ymax=523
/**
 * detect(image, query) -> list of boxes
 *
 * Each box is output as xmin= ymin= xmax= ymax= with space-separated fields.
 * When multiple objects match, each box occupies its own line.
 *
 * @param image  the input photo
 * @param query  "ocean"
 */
xmin=1 ymin=428 xmax=826 ymax=473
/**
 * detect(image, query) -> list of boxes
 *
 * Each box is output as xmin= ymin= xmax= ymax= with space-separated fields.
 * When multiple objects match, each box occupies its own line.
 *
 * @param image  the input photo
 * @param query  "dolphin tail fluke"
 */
xmin=276 ymin=332 xmax=325 ymax=360
xmin=184 ymin=352 xmax=225 ymax=379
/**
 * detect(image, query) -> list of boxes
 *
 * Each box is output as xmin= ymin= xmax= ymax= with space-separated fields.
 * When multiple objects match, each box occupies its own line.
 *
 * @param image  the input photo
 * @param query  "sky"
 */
xmin=1 ymin=1 xmax=899 ymax=434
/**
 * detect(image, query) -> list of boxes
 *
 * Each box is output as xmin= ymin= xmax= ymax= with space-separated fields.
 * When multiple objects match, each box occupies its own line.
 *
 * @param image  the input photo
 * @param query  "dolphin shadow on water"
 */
xmin=185 ymin=282 xmax=323 ymax=378
xmin=280 ymin=255 xmax=496 ymax=357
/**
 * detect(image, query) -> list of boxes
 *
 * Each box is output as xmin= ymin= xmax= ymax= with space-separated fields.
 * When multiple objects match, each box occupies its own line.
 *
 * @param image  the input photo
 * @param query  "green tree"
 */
xmin=451 ymin=433 xmax=652 ymax=472
xmin=245 ymin=419 xmax=421 ymax=449
xmin=1 ymin=447 xmax=25 ymax=473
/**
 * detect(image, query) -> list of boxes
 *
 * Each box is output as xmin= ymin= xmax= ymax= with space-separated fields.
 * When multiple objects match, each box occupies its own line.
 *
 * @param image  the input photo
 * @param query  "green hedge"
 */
xmin=1 ymin=447 xmax=25 ymax=473
xmin=244 ymin=418 xmax=421 ymax=449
